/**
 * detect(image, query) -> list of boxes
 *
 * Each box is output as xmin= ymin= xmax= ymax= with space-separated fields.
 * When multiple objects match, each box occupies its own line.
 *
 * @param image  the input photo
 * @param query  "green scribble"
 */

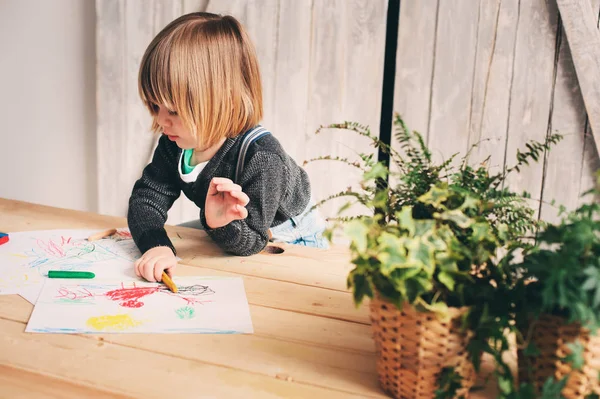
xmin=175 ymin=306 xmax=195 ymax=319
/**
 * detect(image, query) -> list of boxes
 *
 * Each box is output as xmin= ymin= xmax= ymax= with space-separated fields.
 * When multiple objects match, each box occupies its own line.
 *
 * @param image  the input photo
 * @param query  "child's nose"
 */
xmin=157 ymin=109 xmax=172 ymax=128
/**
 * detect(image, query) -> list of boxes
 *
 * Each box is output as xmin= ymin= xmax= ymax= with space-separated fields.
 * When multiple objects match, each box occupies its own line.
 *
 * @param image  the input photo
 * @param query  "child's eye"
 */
xmin=168 ymin=109 xmax=178 ymax=116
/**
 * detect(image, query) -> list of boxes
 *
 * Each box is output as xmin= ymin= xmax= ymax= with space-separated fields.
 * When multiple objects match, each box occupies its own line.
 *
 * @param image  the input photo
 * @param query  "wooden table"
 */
xmin=0 ymin=199 xmax=503 ymax=398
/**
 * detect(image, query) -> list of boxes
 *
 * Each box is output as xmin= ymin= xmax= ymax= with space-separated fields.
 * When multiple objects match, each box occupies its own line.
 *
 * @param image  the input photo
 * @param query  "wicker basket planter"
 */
xmin=369 ymin=297 xmax=476 ymax=399
xmin=518 ymin=314 xmax=600 ymax=399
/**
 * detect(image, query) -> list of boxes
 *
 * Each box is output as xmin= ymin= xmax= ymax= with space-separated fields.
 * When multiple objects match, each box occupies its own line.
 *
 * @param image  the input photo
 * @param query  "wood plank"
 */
xmin=540 ymin=21 xmax=588 ymax=223
xmin=183 ymin=0 xmax=209 ymax=13
xmin=427 ymin=0 xmax=479 ymax=162
xmin=503 ymin=0 xmax=559 ymax=213
xmin=177 ymin=238 xmax=353 ymax=292
xmin=174 ymin=264 xmax=371 ymax=325
xmin=393 ymin=0 xmax=438 ymax=138
xmin=245 ymin=0 xmax=279 ymax=130
xmin=96 ymin=0 xmax=127 ymax=217
xmin=578 ymin=0 xmax=600 ymax=201
xmin=271 ymin=1 xmax=312 ymax=164
xmin=0 ymin=318 xmax=375 ymax=399
xmin=0 ymin=301 xmax=382 ymax=397
xmin=0 ymin=199 xmax=354 ymax=292
xmin=0 ymin=295 xmax=375 ymax=355
xmin=556 ymin=0 xmax=600 ymax=149
xmin=0 ymin=364 xmax=134 ymax=399
xmin=303 ymin=0 xmax=386 ymax=220
xmin=468 ymin=0 xmax=519 ymax=173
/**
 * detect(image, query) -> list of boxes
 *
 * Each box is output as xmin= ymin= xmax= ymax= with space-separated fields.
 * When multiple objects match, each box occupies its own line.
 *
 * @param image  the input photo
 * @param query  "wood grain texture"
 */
xmin=427 ymin=0 xmax=479 ymax=162
xmin=556 ymin=0 xmax=600 ymax=149
xmin=270 ymin=1 xmax=312 ymax=163
xmin=96 ymin=0 xmax=127 ymax=217
xmin=0 ymin=295 xmax=382 ymax=398
xmin=503 ymin=0 xmax=559 ymax=216
xmin=0 ymin=364 xmax=135 ymax=399
xmin=393 ymin=0 xmax=438 ymax=137
xmin=0 ymin=198 xmax=506 ymax=398
xmin=577 ymin=0 xmax=600 ymax=201
xmin=540 ymin=21 xmax=588 ymax=223
xmin=0 ymin=318 xmax=374 ymax=399
xmin=468 ymin=0 xmax=519 ymax=173
xmin=303 ymin=0 xmax=387 ymax=220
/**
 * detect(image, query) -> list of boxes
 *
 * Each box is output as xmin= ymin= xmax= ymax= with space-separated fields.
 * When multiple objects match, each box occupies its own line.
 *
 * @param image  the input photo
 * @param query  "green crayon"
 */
xmin=47 ymin=271 xmax=95 ymax=279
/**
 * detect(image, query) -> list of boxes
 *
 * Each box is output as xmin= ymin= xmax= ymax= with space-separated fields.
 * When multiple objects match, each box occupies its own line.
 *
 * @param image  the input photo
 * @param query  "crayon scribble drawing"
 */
xmin=0 ymin=229 xmax=141 ymax=300
xmin=26 ymin=277 xmax=254 ymax=334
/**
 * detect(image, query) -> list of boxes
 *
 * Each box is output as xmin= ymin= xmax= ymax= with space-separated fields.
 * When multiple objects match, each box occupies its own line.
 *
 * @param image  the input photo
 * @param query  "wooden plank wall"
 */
xmin=96 ymin=0 xmax=386 ymax=224
xmin=97 ymin=0 xmax=599 ymax=228
xmin=393 ymin=0 xmax=600 ymax=224
xmin=96 ymin=0 xmax=208 ymax=221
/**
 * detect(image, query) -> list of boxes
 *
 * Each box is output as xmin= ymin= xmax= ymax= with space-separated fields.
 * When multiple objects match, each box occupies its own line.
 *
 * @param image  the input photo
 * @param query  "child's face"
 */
xmin=155 ymin=104 xmax=196 ymax=149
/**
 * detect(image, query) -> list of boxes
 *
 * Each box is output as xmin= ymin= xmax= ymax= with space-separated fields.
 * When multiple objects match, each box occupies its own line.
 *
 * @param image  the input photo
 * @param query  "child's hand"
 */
xmin=134 ymin=246 xmax=177 ymax=282
xmin=205 ymin=177 xmax=250 ymax=229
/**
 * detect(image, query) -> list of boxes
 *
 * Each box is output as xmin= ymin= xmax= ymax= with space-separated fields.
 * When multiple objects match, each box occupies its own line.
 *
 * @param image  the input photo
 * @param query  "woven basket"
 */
xmin=518 ymin=314 xmax=600 ymax=399
xmin=369 ymin=297 xmax=476 ymax=399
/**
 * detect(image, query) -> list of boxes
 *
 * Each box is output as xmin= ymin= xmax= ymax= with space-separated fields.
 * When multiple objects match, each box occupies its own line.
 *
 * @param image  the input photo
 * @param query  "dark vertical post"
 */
xmin=376 ymin=0 xmax=401 ymax=218
xmin=378 ymin=0 xmax=400 ymax=183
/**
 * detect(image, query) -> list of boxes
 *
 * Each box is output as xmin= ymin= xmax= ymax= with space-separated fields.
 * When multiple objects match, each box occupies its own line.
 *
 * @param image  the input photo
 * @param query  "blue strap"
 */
xmin=235 ymin=125 xmax=271 ymax=183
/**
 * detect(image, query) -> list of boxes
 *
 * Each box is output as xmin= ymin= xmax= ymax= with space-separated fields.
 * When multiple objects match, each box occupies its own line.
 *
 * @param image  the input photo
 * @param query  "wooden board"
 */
xmin=468 ymin=0 xmax=519 ymax=173
xmin=0 ymin=295 xmax=380 ymax=397
xmin=0 ymin=318 xmax=374 ymax=399
xmin=577 ymin=0 xmax=600 ymax=201
xmin=556 ymin=0 xmax=600 ymax=149
xmin=427 ymin=0 xmax=479 ymax=162
xmin=303 ymin=0 xmax=387 ymax=220
xmin=503 ymin=0 xmax=559 ymax=217
xmin=393 ymin=0 xmax=438 ymax=137
xmin=540 ymin=20 xmax=588 ymax=223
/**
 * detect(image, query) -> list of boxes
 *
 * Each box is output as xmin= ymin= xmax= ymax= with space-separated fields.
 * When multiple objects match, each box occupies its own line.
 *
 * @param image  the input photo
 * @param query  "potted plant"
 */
xmin=309 ymin=115 xmax=563 ymax=398
xmin=507 ymin=172 xmax=600 ymax=399
xmin=344 ymin=182 xmax=510 ymax=398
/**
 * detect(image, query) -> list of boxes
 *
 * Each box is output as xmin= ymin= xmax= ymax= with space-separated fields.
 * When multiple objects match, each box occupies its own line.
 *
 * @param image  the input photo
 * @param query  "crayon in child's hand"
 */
xmin=87 ymin=228 xmax=117 ymax=241
xmin=161 ymin=271 xmax=178 ymax=293
xmin=0 ymin=232 xmax=8 ymax=246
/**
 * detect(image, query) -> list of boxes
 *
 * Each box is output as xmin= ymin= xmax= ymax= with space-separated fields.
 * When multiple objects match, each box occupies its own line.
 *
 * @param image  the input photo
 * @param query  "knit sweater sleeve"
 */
xmin=200 ymin=152 xmax=288 ymax=256
xmin=127 ymin=136 xmax=181 ymax=255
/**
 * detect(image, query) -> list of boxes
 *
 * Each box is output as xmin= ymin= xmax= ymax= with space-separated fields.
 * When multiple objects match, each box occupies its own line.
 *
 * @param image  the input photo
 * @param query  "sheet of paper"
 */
xmin=0 ymin=229 xmax=140 ymax=302
xmin=19 ymin=285 xmax=42 ymax=304
xmin=26 ymin=277 xmax=253 ymax=334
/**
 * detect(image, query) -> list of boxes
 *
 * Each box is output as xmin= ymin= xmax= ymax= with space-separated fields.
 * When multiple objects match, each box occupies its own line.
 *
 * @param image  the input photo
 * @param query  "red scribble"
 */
xmin=56 ymin=286 xmax=94 ymax=300
xmin=178 ymin=296 xmax=213 ymax=306
xmin=61 ymin=236 xmax=72 ymax=244
xmin=37 ymin=238 xmax=67 ymax=258
xmin=104 ymin=282 xmax=161 ymax=308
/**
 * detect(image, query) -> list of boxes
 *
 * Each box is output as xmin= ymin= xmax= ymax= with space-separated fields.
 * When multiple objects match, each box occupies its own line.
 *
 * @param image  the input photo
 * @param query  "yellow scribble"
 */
xmin=86 ymin=314 xmax=142 ymax=331
xmin=10 ymin=253 xmax=27 ymax=258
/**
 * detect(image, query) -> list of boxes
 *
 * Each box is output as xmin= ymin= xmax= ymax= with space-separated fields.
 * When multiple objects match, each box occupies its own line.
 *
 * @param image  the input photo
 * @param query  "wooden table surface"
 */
xmin=0 ymin=198 xmax=503 ymax=399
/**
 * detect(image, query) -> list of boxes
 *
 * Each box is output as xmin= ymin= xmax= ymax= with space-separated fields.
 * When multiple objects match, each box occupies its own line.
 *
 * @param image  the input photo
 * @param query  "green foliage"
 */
xmin=510 ymin=172 xmax=600 ymax=331
xmin=434 ymin=367 xmax=464 ymax=399
xmin=311 ymin=115 xmax=566 ymax=398
xmin=310 ymin=114 xmax=562 ymax=243
xmin=345 ymin=184 xmax=505 ymax=313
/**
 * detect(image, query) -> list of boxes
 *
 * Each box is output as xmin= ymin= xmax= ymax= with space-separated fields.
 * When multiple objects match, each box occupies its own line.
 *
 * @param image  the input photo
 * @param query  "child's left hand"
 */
xmin=205 ymin=177 xmax=250 ymax=229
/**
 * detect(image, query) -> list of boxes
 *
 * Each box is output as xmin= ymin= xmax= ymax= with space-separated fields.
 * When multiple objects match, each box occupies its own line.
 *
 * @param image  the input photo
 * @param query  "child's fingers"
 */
xmin=211 ymin=177 xmax=233 ymax=185
xmin=232 ymin=204 xmax=248 ymax=220
xmin=208 ymin=177 xmax=233 ymax=195
xmin=216 ymin=183 xmax=242 ymax=193
xmin=141 ymin=257 xmax=159 ymax=282
xmin=229 ymin=190 xmax=250 ymax=205
xmin=154 ymin=258 xmax=174 ymax=282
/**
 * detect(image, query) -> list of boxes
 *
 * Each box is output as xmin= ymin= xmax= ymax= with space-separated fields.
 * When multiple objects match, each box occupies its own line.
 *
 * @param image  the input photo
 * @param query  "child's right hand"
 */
xmin=134 ymin=246 xmax=177 ymax=282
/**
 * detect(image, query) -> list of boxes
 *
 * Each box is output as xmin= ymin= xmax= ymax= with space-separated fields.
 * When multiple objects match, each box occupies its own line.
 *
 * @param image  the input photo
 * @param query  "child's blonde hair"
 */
xmin=138 ymin=12 xmax=263 ymax=148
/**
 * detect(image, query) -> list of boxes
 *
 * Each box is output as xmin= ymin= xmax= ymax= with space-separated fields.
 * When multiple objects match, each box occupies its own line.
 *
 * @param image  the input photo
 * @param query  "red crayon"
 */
xmin=0 ymin=232 xmax=8 ymax=246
